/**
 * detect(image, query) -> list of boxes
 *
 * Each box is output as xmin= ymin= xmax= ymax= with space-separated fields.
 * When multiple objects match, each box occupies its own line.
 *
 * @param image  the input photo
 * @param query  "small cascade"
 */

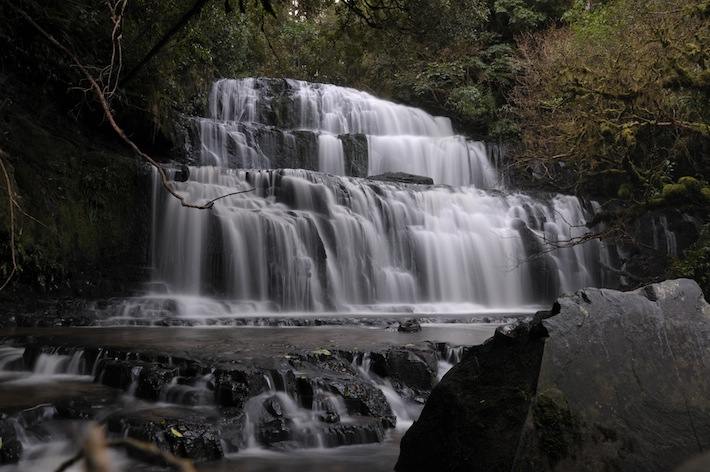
xmin=652 ymin=215 xmax=678 ymax=257
xmin=125 ymin=366 xmax=143 ymax=397
xmin=0 ymin=345 xmax=24 ymax=370
xmin=312 ymin=388 xmax=351 ymax=424
xmin=317 ymin=134 xmax=345 ymax=175
xmin=366 ymin=136 xmax=497 ymax=188
xmin=160 ymin=372 xmax=215 ymax=405
xmin=31 ymin=349 xmax=87 ymax=378
xmin=352 ymin=353 xmax=420 ymax=429
xmin=437 ymin=345 xmax=464 ymax=381
xmin=238 ymin=367 xmax=390 ymax=452
xmin=241 ymin=371 xmax=326 ymax=450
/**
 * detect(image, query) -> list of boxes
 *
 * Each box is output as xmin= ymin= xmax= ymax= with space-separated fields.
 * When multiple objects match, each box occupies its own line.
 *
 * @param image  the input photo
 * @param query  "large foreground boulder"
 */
xmin=396 ymin=279 xmax=710 ymax=472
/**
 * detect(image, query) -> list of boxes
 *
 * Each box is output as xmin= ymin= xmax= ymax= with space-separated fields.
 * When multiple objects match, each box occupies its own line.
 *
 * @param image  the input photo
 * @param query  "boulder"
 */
xmin=136 ymin=365 xmax=179 ymax=400
xmin=397 ymin=279 xmax=710 ymax=472
xmin=397 ymin=319 xmax=421 ymax=333
xmin=385 ymin=347 xmax=437 ymax=391
xmin=325 ymin=377 xmax=395 ymax=428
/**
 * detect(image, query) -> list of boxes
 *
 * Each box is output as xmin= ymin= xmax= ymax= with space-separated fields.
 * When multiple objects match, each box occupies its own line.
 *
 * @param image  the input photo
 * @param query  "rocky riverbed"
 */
xmin=0 ymin=321 xmax=499 ymax=470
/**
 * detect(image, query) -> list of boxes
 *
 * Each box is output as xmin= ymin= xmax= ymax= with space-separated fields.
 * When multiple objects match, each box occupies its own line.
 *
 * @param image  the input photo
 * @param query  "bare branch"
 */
xmin=55 ymin=423 xmax=196 ymax=472
xmin=7 ymin=2 xmax=254 ymax=210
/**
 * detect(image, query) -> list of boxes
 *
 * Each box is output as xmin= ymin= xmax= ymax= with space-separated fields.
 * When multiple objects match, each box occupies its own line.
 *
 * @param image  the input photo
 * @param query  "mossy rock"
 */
xmin=662 ymin=183 xmax=689 ymax=201
xmin=678 ymin=176 xmax=702 ymax=192
xmin=532 ymin=388 xmax=582 ymax=466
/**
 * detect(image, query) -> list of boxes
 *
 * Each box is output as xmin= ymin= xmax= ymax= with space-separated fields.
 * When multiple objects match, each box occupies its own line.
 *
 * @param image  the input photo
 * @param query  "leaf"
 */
xmin=170 ymin=427 xmax=184 ymax=438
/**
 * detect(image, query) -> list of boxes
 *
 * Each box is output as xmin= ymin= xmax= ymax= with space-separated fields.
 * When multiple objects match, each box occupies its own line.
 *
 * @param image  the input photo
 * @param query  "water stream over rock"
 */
xmin=143 ymin=78 xmax=622 ymax=320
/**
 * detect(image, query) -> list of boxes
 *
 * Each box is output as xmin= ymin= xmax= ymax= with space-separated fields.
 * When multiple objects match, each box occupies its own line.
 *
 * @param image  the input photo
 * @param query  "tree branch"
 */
xmin=55 ymin=424 xmax=196 ymax=472
xmin=119 ymin=0 xmax=211 ymax=87
xmin=7 ymin=2 xmax=254 ymax=210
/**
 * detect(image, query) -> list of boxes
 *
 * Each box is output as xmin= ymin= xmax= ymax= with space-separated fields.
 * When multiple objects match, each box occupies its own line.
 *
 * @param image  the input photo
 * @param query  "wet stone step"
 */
xmin=0 ymin=325 xmax=489 ymax=465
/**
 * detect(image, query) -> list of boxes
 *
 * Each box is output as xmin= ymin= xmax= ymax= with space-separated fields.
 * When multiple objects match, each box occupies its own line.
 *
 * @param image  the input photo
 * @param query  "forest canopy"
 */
xmin=0 ymin=0 xmax=708 ymax=292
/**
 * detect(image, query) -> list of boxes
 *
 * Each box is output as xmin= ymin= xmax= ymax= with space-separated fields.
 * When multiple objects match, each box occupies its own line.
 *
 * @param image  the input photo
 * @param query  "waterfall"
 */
xmin=317 ymin=134 xmax=345 ymax=175
xmin=194 ymin=78 xmax=499 ymax=186
xmin=152 ymin=167 xmax=614 ymax=312
xmin=150 ymin=78 xmax=618 ymax=314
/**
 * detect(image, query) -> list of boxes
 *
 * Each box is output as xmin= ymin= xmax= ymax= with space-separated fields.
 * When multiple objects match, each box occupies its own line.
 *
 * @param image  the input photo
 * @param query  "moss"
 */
xmin=532 ymin=388 xmax=582 ymax=467
xmin=0 ymin=81 xmax=150 ymax=297
xmin=662 ymin=183 xmax=689 ymax=201
xmin=670 ymin=224 xmax=710 ymax=297
xmin=678 ymin=176 xmax=702 ymax=192
xmin=617 ymin=183 xmax=633 ymax=200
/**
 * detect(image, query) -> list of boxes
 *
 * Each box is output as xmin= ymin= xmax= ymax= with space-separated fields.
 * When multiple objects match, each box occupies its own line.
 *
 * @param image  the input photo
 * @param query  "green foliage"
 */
xmin=121 ymin=0 xmax=262 ymax=136
xmin=671 ymin=224 xmax=710 ymax=296
xmin=513 ymin=0 xmax=710 ymax=200
xmin=494 ymin=0 xmax=548 ymax=32
xmin=446 ymin=86 xmax=496 ymax=123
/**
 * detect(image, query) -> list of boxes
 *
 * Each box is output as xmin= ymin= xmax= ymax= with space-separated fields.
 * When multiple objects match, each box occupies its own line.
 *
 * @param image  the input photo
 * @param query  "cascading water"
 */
xmin=195 ymin=78 xmax=498 ymax=187
xmin=146 ymin=78 xmax=620 ymax=316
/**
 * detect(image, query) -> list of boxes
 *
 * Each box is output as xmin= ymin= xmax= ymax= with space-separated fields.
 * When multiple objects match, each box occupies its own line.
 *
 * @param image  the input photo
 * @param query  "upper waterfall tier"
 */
xmin=193 ymin=78 xmax=499 ymax=187
xmin=208 ymin=78 xmax=454 ymax=136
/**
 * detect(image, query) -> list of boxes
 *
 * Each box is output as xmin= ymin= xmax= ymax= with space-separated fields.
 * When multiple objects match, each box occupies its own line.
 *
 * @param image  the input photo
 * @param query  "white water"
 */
xmin=353 ymin=353 xmax=421 ymax=430
xmin=197 ymin=78 xmax=499 ymax=186
xmin=142 ymin=78 xmax=622 ymax=316
xmin=318 ymin=134 xmax=346 ymax=175
xmin=151 ymin=167 xmax=615 ymax=312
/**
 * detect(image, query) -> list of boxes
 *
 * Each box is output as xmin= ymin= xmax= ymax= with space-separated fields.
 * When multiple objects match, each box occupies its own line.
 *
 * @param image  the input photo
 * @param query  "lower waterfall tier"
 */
xmin=151 ymin=168 xmax=619 ymax=312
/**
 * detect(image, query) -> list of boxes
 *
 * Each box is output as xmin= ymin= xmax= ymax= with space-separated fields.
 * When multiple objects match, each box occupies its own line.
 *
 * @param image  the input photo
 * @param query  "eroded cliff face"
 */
xmin=397 ymin=279 xmax=710 ymax=472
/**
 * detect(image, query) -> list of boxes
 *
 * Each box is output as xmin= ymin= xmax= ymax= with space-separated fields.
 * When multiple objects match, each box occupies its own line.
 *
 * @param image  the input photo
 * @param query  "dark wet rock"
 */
xmin=96 ymin=359 xmax=134 ymax=390
xmin=106 ymin=407 xmax=223 ymax=462
xmin=397 ymin=319 xmax=421 ymax=333
xmin=340 ymin=133 xmax=369 ymax=177
xmin=317 ymin=410 xmax=340 ymax=424
xmin=137 ymin=365 xmax=179 ymax=400
xmin=384 ymin=347 xmax=436 ymax=391
xmin=0 ymin=417 xmax=22 ymax=464
xmin=512 ymin=218 xmax=560 ymax=303
xmin=264 ymin=396 xmax=284 ymax=418
xmin=213 ymin=366 xmax=268 ymax=408
xmin=52 ymin=385 xmax=122 ymax=420
xmin=174 ymin=164 xmax=190 ymax=182
xmin=368 ymin=172 xmax=434 ymax=185
xmin=397 ymin=316 xmax=547 ymax=472
xmin=325 ymin=377 xmax=395 ymax=428
xmin=397 ymin=279 xmax=710 ymax=472
xmin=258 ymin=416 xmax=291 ymax=445
xmin=320 ymin=418 xmax=385 ymax=447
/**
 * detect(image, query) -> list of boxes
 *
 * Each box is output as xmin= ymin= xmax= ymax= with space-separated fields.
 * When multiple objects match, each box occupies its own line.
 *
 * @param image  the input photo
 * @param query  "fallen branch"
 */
xmin=8 ymin=2 xmax=254 ymax=210
xmin=55 ymin=424 xmax=196 ymax=472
